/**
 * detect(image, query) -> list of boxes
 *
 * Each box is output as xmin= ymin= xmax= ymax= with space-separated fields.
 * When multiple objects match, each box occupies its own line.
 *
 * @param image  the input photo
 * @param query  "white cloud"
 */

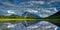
xmin=26 ymin=9 xmax=38 ymax=13
xmin=37 ymin=8 xmax=58 ymax=18
xmin=30 ymin=1 xmax=45 ymax=5
xmin=39 ymin=14 xmax=49 ymax=18
xmin=39 ymin=1 xmax=45 ymax=5
xmin=7 ymin=10 xmax=16 ymax=14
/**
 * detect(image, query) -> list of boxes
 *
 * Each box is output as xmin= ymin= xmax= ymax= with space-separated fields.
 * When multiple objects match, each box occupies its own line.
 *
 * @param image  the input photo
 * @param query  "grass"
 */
xmin=0 ymin=19 xmax=60 ymax=24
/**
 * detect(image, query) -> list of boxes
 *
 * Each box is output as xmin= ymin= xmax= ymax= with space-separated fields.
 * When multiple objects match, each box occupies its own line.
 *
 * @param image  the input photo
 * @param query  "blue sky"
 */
xmin=0 ymin=0 xmax=60 ymax=10
xmin=0 ymin=0 xmax=60 ymax=17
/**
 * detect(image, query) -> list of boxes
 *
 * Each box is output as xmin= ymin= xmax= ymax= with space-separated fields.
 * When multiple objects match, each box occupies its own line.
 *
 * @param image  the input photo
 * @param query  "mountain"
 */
xmin=43 ymin=11 xmax=60 ymax=27
xmin=46 ymin=11 xmax=60 ymax=19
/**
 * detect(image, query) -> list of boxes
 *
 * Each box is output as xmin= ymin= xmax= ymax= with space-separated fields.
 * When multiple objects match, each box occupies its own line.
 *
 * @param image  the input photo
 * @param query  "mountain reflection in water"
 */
xmin=0 ymin=21 xmax=60 ymax=30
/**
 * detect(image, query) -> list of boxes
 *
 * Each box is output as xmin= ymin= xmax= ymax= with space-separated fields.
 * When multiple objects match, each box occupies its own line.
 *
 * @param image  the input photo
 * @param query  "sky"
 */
xmin=0 ymin=0 xmax=60 ymax=17
xmin=0 ymin=0 xmax=60 ymax=10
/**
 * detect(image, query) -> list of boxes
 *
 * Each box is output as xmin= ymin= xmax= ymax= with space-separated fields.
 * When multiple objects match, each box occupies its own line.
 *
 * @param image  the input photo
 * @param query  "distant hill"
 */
xmin=46 ymin=11 xmax=60 ymax=19
xmin=0 ymin=14 xmax=37 ymax=19
xmin=0 ymin=14 xmax=24 ymax=19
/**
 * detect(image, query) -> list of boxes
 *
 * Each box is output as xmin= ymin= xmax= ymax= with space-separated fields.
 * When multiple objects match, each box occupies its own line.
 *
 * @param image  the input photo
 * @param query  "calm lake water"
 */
xmin=0 ymin=20 xmax=60 ymax=30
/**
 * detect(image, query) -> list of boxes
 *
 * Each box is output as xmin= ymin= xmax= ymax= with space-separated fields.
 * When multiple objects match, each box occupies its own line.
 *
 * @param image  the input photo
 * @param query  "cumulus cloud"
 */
xmin=26 ymin=9 xmax=38 ymax=13
xmin=7 ymin=10 xmax=16 ymax=14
